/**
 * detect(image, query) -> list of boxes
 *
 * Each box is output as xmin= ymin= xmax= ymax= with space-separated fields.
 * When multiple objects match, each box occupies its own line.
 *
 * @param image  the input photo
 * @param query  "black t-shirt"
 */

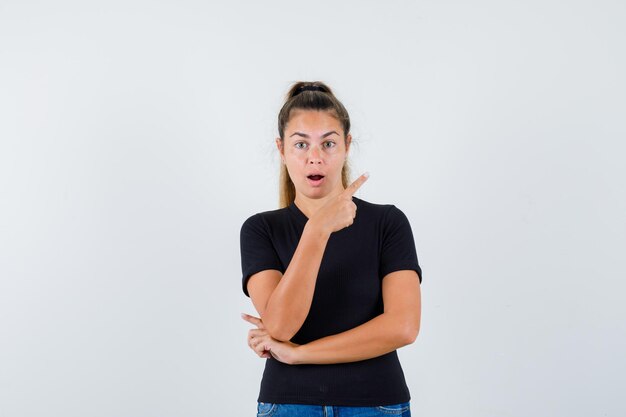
xmin=240 ymin=196 xmax=422 ymax=406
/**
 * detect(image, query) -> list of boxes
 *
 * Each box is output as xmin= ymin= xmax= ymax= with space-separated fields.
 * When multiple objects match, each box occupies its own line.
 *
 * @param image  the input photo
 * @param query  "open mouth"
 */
xmin=306 ymin=174 xmax=325 ymax=186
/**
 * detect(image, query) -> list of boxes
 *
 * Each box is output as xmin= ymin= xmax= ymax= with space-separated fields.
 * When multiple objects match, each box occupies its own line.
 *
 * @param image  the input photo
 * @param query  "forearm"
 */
xmin=263 ymin=220 xmax=330 ymax=341
xmin=293 ymin=312 xmax=417 ymax=365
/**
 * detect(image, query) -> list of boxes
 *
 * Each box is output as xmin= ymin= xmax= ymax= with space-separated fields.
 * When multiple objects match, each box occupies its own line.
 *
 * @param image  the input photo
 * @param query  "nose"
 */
xmin=308 ymin=145 xmax=322 ymax=164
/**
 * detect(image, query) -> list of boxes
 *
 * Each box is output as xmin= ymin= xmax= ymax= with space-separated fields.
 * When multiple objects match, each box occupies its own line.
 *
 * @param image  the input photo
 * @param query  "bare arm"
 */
xmin=293 ymin=270 xmax=421 ymax=364
xmin=248 ymin=173 xmax=370 ymax=342
xmin=249 ymin=222 xmax=330 ymax=341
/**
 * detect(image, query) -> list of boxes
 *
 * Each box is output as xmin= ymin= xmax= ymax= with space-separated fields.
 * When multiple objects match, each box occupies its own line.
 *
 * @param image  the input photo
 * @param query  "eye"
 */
xmin=295 ymin=142 xmax=307 ymax=149
xmin=323 ymin=141 xmax=336 ymax=148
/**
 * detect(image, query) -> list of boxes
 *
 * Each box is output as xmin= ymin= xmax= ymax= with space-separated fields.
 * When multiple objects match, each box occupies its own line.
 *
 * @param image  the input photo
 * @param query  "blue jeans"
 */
xmin=256 ymin=401 xmax=411 ymax=417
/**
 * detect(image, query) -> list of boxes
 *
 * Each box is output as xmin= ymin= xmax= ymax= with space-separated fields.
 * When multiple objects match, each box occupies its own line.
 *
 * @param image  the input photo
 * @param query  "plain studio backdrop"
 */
xmin=0 ymin=1 xmax=624 ymax=416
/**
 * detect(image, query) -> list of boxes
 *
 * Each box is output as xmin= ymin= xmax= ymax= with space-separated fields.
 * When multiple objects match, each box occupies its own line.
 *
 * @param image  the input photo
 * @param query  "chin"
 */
xmin=303 ymin=190 xmax=327 ymax=199
xmin=298 ymin=186 xmax=328 ymax=199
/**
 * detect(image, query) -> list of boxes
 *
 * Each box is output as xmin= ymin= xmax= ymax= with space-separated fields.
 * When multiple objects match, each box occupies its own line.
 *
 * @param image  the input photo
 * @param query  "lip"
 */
xmin=306 ymin=174 xmax=325 ymax=187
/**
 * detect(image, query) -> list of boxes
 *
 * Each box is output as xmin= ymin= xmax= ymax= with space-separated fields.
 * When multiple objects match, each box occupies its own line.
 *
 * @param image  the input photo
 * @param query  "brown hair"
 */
xmin=277 ymin=81 xmax=352 ymax=208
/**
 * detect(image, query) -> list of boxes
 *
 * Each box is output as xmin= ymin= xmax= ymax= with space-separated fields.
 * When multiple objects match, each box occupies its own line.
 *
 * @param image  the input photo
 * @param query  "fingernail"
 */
xmin=363 ymin=172 xmax=370 ymax=178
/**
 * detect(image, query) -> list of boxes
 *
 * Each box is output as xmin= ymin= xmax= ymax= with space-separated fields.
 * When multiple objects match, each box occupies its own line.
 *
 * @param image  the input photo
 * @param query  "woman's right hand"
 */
xmin=309 ymin=173 xmax=369 ymax=234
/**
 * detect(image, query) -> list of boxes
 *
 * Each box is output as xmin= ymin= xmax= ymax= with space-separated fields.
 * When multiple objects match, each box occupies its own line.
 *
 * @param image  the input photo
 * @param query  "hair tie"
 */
xmin=294 ymin=85 xmax=325 ymax=96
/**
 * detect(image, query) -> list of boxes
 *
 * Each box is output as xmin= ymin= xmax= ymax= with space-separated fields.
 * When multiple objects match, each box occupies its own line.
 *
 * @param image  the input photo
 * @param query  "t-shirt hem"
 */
xmin=380 ymin=261 xmax=422 ymax=283
xmin=257 ymin=393 xmax=411 ymax=407
xmin=242 ymin=265 xmax=283 ymax=297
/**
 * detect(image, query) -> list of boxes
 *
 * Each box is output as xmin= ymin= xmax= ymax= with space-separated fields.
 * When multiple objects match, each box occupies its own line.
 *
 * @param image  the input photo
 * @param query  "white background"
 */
xmin=1 ymin=1 xmax=624 ymax=416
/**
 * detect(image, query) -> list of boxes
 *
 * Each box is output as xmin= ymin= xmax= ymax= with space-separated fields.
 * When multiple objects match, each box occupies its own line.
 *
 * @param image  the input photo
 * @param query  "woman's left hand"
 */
xmin=242 ymin=313 xmax=301 ymax=365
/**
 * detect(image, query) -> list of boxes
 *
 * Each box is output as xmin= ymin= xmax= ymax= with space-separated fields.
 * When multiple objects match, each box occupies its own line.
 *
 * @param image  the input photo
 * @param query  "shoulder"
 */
xmin=353 ymin=197 xmax=409 ymax=222
xmin=240 ymin=206 xmax=290 ymax=233
xmin=353 ymin=196 xmax=392 ymax=214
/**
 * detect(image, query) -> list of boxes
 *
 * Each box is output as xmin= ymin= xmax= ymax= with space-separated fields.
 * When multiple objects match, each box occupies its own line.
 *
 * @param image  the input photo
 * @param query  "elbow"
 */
xmin=400 ymin=322 xmax=420 ymax=345
xmin=265 ymin=320 xmax=297 ymax=342
xmin=271 ymin=332 xmax=294 ymax=343
xmin=261 ymin=306 xmax=305 ymax=342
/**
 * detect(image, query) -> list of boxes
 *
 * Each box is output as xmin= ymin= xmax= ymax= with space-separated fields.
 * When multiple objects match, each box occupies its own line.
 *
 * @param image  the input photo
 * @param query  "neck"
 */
xmin=294 ymin=187 xmax=345 ymax=219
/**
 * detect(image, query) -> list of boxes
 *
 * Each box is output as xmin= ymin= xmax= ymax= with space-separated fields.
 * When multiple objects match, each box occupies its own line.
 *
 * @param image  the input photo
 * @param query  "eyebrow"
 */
xmin=289 ymin=131 xmax=340 ymax=139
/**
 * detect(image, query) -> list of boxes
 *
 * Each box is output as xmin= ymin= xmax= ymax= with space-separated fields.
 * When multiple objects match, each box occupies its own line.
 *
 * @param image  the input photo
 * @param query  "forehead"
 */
xmin=285 ymin=110 xmax=343 ymax=136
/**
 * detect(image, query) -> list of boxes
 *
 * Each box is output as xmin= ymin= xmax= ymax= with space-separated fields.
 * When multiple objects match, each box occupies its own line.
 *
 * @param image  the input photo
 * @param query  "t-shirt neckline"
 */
xmin=288 ymin=201 xmax=309 ymax=225
xmin=288 ymin=197 xmax=361 ymax=226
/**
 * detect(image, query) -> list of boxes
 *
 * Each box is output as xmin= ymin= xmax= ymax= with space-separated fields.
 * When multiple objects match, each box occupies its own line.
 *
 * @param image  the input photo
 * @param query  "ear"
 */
xmin=345 ymin=133 xmax=352 ymax=154
xmin=275 ymin=137 xmax=284 ymax=157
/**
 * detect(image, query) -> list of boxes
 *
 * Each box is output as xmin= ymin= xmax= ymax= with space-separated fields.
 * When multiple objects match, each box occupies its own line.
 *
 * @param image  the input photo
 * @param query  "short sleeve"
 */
xmin=379 ymin=205 xmax=422 ymax=283
xmin=240 ymin=213 xmax=284 ymax=297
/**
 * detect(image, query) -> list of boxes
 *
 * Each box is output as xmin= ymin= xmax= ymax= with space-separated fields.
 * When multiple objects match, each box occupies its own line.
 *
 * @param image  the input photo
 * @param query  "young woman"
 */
xmin=240 ymin=81 xmax=422 ymax=417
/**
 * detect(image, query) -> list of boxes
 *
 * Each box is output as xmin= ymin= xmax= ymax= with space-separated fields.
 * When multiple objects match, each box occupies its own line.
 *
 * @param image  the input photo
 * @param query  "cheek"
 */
xmin=286 ymin=148 xmax=303 ymax=158
xmin=286 ymin=154 xmax=308 ymax=167
xmin=329 ymin=154 xmax=346 ymax=167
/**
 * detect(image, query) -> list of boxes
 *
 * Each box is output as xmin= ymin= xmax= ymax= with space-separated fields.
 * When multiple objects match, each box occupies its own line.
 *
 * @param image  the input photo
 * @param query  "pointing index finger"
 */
xmin=241 ymin=313 xmax=264 ymax=328
xmin=343 ymin=172 xmax=369 ymax=197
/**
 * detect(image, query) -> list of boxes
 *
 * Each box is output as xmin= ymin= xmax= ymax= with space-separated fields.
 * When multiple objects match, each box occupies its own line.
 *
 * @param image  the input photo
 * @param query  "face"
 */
xmin=277 ymin=110 xmax=351 ymax=200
